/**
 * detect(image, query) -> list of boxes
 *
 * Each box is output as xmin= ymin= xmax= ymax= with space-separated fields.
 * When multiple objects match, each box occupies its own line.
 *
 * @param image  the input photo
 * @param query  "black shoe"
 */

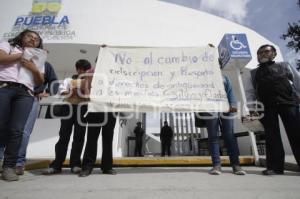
xmin=42 ymin=167 xmax=61 ymax=175
xmin=79 ymin=169 xmax=92 ymax=177
xmin=102 ymin=169 xmax=117 ymax=175
xmin=262 ymin=169 xmax=284 ymax=175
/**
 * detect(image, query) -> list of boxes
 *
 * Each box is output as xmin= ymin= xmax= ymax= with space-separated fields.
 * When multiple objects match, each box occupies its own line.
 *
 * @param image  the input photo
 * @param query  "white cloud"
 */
xmin=199 ymin=0 xmax=250 ymax=24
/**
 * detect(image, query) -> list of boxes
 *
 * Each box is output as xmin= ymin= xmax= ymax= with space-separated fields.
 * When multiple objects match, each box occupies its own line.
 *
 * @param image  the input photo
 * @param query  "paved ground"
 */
xmin=1 ymin=166 xmax=300 ymax=199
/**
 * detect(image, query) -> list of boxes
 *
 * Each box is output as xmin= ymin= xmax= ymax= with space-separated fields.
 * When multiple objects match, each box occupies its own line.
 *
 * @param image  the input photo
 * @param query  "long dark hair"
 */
xmin=8 ymin=29 xmax=43 ymax=49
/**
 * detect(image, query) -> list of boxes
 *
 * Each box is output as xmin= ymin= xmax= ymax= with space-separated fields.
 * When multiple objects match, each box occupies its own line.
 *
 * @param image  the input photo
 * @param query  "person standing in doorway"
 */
xmin=134 ymin=122 xmax=144 ymax=157
xmin=160 ymin=121 xmax=173 ymax=157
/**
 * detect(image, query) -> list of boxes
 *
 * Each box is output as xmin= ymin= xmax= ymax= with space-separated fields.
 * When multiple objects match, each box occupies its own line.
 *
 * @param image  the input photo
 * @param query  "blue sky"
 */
xmin=161 ymin=0 xmax=300 ymax=67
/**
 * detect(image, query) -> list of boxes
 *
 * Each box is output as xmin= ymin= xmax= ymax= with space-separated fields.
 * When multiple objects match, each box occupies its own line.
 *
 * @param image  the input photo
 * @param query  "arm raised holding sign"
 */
xmin=196 ymin=47 xmax=246 ymax=175
xmin=204 ymin=75 xmax=246 ymax=175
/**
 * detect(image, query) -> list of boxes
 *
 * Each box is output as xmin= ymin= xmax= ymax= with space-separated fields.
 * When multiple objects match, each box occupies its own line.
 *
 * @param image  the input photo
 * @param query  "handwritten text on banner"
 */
xmin=89 ymin=46 xmax=229 ymax=112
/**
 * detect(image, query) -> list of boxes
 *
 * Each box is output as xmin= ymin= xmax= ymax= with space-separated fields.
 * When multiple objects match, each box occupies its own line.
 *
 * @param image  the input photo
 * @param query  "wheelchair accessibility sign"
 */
xmin=229 ymin=35 xmax=248 ymax=50
xmin=218 ymin=33 xmax=251 ymax=69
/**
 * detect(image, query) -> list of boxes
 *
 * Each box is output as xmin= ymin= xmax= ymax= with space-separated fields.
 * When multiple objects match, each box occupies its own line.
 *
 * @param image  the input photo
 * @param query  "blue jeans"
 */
xmin=0 ymin=86 xmax=33 ymax=168
xmin=205 ymin=113 xmax=240 ymax=166
xmin=16 ymin=97 xmax=39 ymax=167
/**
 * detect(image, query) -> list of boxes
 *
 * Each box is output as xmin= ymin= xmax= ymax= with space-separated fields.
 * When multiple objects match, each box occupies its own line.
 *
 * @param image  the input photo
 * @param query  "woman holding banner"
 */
xmin=195 ymin=74 xmax=246 ymax=175
xmin=204 ymin=75 xmax=246 ymax=175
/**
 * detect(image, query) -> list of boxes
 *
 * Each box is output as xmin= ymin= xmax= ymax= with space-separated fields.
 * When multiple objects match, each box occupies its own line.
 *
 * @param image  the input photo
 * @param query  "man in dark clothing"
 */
xmin=160 ymin=121 xmax=173 ymax=156
xmin=134 ymin=122 xmax=144 ymax=157
xmin=43 ymin=59 xmax=91 ymax=175
xmin=246 ymin=44 xmax=300 ymax=175
xmin=79 ymin=112 xmax=117 ymax=177
xmin=76 ymin=67 xmax=117 ymax=177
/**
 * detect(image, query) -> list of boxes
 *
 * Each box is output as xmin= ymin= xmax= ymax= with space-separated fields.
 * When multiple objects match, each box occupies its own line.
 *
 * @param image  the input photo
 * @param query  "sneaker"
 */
xmin=79 ymin=169 xmax=92 ymax=177
xmin=209 ymin=165 xmax=222 ymax=175
xmin=15 ymin=166 xmax=25 ymax=175
xmin=71 ymin=166 xmax=82 ymax=174
xmin=42 ymin=167 xmax=61 ymax=175
xmin=232 ymin=165 xmax=246 ymax=175
xmin=2 ymin=167 xmax=19 ymax=181
xmin=102 ymin=169 xmax=117 ymax=175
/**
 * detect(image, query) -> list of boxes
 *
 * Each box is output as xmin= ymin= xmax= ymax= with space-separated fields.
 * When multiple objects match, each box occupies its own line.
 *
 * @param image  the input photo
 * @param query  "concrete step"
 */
xmin=25 ymin=156 xmax=255 ymax=171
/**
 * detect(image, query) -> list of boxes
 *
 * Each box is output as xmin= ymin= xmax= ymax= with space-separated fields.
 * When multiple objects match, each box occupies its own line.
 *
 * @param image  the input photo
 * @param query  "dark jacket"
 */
xmin=250 ymin=61 xmax=299 ymax=107
xmin=134 ymin=126 xmax=144 ymax=138
xmin=160 ymin=126 xmax=173 ymax=140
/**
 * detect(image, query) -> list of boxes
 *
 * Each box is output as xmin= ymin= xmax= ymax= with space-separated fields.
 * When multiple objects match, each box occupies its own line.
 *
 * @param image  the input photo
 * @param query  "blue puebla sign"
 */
xmin=2 ymin=0 xmax=76 ymax=41
xmin=218 ymin=33 xmax=251 ymax=69
xmin=14 ymin=15 xmax=69 ymax=26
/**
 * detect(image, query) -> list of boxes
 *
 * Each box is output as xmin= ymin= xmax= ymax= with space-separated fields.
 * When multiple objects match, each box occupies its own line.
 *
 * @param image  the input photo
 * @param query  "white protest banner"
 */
xmin=88 ymin=46 xmax=229 ymax=112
